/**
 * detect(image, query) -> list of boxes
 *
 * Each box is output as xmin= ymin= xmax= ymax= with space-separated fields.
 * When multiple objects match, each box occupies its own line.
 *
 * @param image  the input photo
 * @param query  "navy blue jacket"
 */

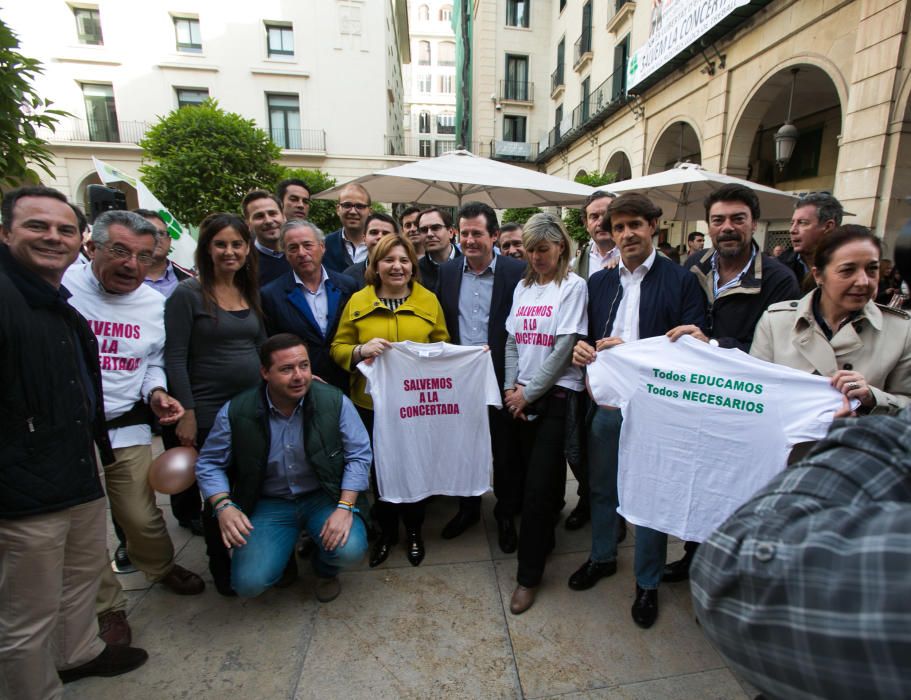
xmin=587 ymin=253 xmax=707 ymax=343
xmin=322 ymin=230 xmax=352 ymax=274
xmin=436 ymin=254 xmax=525 ymax=388
xmin=260 ymin=268 xmax=357 ymax=391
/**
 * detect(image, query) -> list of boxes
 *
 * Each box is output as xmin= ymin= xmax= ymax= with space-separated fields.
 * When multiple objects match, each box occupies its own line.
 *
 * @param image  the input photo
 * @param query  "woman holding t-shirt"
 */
xmin=330 ymin=234 xmax=449 ymax=569
xmin=503 ymin=213 xmax=589 ymax=615
xmin=165 ymin=213 xmax=266 ymax=595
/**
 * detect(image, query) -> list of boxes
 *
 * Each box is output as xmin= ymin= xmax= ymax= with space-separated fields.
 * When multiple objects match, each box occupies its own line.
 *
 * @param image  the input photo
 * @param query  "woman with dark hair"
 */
xmin=502 ymin=213 xmax=588 ymax=615
xmin=165 ymin=212 xmax=267 ymax=594
xmin=751 ymin=224 xmax=911 ymax=414
xmin=330 ymin=234 xmax=449 ymax=568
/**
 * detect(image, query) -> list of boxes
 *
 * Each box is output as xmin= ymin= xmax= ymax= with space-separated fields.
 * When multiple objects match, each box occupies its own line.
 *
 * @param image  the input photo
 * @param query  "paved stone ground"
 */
xmin=65 ymin=442 xmax=755 ymax=700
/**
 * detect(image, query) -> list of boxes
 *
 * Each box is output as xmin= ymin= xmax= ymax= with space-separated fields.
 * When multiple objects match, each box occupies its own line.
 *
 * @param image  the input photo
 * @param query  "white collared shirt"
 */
xmin=342 ymin=232 xmax=368 ymax=264
xmin=588 ymin=243 xmax=621 ymax=278
xmin=294 ymin=266 xmax=330 ymax=334
xmin=255 ymin=239 xmax=285 ymax=259
xmin=612 ymin=248 xmax=657 ymax=343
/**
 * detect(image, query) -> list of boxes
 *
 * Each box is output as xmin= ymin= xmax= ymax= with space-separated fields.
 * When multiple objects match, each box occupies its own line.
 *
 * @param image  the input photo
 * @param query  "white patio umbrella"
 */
xmin=313 ymin=150 xmax=595 ymax=208
xmin=608 ymin=162 xmax=798 ymax=221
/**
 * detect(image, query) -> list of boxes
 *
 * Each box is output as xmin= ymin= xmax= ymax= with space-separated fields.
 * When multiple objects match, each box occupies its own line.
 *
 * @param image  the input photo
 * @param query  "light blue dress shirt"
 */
xmin=457 ymin=255 xmax=497 ymax=346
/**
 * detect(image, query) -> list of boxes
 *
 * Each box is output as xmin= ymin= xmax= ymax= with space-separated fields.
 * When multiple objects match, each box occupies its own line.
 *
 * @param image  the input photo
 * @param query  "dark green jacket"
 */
xmin=226 ymin=382 xmax=370 ymax=523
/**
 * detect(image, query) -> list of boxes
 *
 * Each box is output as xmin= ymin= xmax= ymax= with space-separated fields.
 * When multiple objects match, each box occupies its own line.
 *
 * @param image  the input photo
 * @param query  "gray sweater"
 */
xmin=164 ymin=279 xmax=266 ymax=430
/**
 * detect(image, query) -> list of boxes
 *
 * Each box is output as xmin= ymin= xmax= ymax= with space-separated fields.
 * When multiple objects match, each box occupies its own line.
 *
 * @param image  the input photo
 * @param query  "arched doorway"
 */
xmin=604 ymin=150 xmax=631 ymax=182
xmin=648 ymin=121 xmax=701 ymax=174
xmin=725 ymin=64 xmax=843 ymax=193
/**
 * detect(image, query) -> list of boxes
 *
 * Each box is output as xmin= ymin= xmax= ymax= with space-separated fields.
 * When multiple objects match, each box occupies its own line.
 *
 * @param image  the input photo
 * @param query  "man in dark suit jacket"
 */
xmin=261 ymin=220 xmax=357 ymax=392
xmin=417 ymin=207 xmax=462 ymax=290
xmin=435 ymin=202 xmax=525 ymax=553
xmin=323 ymin=183 xmax=371 ymax=274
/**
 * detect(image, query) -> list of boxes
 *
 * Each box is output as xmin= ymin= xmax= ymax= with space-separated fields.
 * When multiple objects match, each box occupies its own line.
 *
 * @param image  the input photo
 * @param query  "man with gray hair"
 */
xmin=261 ymin=219 xmax=357 ymax=392
xmin=780 ymin=192 xmax=845 ymax=291
xmin=63 ymin=209 xmax=205 ymax=648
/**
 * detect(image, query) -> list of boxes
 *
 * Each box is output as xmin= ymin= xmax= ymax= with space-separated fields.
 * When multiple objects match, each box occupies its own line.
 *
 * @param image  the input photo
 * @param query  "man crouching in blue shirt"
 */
xmin=195 ymin=333 xmax=371 ymax=602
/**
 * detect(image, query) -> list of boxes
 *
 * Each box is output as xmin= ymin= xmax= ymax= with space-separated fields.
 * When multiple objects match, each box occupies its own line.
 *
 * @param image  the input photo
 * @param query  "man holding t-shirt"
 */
xmin=570 ymin=193 xmax=706 ymax=629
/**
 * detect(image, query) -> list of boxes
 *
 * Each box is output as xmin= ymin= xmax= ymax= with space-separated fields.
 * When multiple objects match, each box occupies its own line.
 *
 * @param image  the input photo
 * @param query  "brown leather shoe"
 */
xmin=315 ymin=576 xmax=341 ymax=603
xmin=509 ymin=585 xmax=537 ymax=615
xmin=158 ymin=564 xmax=205 ymax=595
xmin=58 ymin=644 xmax=148 ymax=683
xmin=97 ymin=610 xmax=131 ymax=647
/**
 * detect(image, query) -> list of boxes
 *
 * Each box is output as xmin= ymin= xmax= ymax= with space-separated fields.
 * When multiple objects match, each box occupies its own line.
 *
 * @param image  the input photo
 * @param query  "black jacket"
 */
xmin=260 ymin=268 xmax=357 ymax=391
xmin=0 ymin=245 xmax=113 ymax=518
xmin=436 ymin=254 xmax=525 ymax=388
xmin=685 ymin=244 xmax=800 ymax=350
xmin=419 ymin=247 xmax=463 ymax=292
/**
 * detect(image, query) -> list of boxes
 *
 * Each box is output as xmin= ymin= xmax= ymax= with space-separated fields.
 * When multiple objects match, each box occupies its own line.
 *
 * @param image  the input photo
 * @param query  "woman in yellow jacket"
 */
xmin=331 ymin=234 xmax=449 ymax=568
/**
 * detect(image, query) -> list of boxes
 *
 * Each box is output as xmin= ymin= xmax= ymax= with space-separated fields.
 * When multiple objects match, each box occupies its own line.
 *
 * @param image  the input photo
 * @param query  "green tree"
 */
xmin=563 ymin=171 xmax=618 ymax=243
xmin=0 ymin=20 xmax=69 ymax=186
xmin=501 ymin=207 xmax=542 ymax=225
xmin=139 ymin=99 xmax=284 ymax=225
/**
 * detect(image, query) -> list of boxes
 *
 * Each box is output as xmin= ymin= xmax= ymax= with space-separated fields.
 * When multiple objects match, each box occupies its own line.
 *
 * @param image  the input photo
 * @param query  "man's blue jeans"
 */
xmin=231 ymin=491 xmax=368 ymax=598
xmin=588 ymin=407 xmax=666 ymax=590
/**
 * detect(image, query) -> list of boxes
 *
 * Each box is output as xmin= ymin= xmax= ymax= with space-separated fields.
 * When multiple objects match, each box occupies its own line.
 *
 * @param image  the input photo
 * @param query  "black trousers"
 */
xmin=515 ymin=391 xmax=571 ymax=588
xmin=161 ymin=423 xmax=204 ymax=525
xmin=356 ymin=406 xmax=427 ymax=538
xmin=456 ymin=406 xmax=525 ymax=519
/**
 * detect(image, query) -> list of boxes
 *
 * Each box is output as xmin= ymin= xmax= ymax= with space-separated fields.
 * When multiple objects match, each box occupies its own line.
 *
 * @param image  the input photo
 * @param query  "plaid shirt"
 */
xmin=691 ymin=407 xmax=911 ymax=700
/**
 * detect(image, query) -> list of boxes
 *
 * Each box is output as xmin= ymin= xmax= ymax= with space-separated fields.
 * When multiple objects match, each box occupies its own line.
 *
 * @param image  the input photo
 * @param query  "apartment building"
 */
xmin=3 ymin=0 xmax=410 ymax=210
xmin=460 ymin=0 xmax=911 ymax=251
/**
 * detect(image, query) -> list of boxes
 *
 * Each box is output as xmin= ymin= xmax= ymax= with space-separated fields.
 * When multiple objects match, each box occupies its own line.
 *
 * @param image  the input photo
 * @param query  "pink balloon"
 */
xmin=149 ymin=447 xmax=198 ymax=495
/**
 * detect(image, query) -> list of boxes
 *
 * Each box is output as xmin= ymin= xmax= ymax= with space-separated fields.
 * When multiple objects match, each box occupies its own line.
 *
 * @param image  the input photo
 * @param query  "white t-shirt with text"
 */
xmin=587 ymin=335 xmax=845 ymax=541
xmin=505 ymin=272 xmax=588 ymax=392
xmin=359 ymin=342 xmax=502 ymax=503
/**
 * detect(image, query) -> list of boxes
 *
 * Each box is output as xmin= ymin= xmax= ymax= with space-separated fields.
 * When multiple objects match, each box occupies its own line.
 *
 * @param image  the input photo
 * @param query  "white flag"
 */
xmin=92 ymin=157 xmax=196 ymax=269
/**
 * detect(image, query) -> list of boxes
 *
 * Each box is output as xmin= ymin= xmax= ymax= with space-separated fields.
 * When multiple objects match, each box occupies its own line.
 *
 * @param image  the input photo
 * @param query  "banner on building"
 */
xmin=627 ymin=0 xmax=750 ymax=92
xmin=92 ymin=157 xmax=196 ymax=269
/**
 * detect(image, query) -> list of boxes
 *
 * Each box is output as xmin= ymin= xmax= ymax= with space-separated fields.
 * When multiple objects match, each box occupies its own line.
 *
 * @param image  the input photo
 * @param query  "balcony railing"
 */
xmin=573 ymin=29 xmax=592 ymax=69
xmin=270 ymin=128 xmax=326 ymax=152
xmin=391 ymin=137 xmax=463 ymax=158
xmin=39 ymin=118 xmax=152 ymax=144
xmin=490 ymin=140 xmax=539 ymax=162
xmin=500 ymin=79 xmax=534 ymax=102
xmin=551 ymin=65 xmax=565 ymax=95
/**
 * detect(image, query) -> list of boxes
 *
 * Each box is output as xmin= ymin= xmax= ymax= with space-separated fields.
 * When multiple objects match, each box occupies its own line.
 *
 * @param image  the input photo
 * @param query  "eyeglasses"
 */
xmin=418 ymin=223 xmax=447 ymax=234
xmin=339 ymin=202 xmax=369 ymax=211
xmin=100 ymin=243 xmax=155 ymax=266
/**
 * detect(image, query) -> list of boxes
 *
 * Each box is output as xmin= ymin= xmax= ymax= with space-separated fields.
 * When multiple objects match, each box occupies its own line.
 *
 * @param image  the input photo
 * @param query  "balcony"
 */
xmin=270 ymin=128 xmax=326 ymax=152
xmin=607 ymin=0 xmax=636 ymax=33
xmin=40 ymin=118 xmax=152 ymax=145
xmin=573 ymin=29 xmax=593 ymax=71
xmin=550 ymin=66 xmax=565 ymax=98
xmin=490 ymin=140 xmax=538 ymax=162
xmin=500 ymin=79 xmax=534 ymax=103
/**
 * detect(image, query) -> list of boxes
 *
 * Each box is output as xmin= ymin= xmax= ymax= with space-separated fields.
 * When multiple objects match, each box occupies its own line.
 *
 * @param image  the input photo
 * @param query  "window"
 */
xmin=503 ymin=115 xmax=527 ymax=142
xmin=418 ymin=111 xmax=431 ymax=134
xmin=418 ymin=4 xmax=430 ymax=21
xmin=505 ymin=54 xmax=529 ymax=100
xmin=267 ymin=93 xmax=301 ymax=149
xmin=439 ymin=5 xmax=453 ymax=21
xmin=176 ymin=88 xmax=209 ymax=108
xmin=555 ymin=104 xmax=563 ymax=136
xmin=173 ymin=17 xmax=202 ymax=53
xmin=581 ymin=76 xmax=591 ymax=122
xmin=560 ymin=0 xmax=567 ymax=11
xmin=73 ymin=7 xmax=103 ymax=45
xmin=438 ymin=41 xmax=455 ymax=66
xmin=82 ymin=83 xmax=118 ymax=142
xmin=506 ymin=0 xmax=529 ymax=28
xmin=437 ymin=114 xmax=455 ymax=134
xmin=435 ymin=140 xmax=455 ymax=156
xmin=612 ymin=34 xmax=630 ymax=101
xmin=419 ymin=139 xmax=432 ymax=157
xmin=417 ymin=40 xmax=431 ymax=65
xmin=266 ymin=23 xmax=294 ymax=57
xmin=439 ymin=75 xmax=454 ymax=94
xmin=417 ymin=73 xmax=432 ymax=93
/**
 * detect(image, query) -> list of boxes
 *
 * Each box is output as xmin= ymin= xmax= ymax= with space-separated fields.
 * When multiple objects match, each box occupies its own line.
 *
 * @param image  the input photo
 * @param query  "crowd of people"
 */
xmin=1 ymin=176 xmax=909 ymax=700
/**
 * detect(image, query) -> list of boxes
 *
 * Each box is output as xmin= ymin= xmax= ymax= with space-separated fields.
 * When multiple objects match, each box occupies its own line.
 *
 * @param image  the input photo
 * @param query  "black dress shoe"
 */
xmin=497 ymin=517 xmax=517 ymax=554
xmin=662 ymin=543 xmax=698 ymax=583
xmin=405 ymin=528 xmax=425 ymax=566
xmin=564 ymin=502 xmax=590 ymax=531
xmin=112 ymin=545 xmax=136 ymax=574
xmin=631 ymin=585 xmax=658 ymax=628
xmin=441 ymin=509 xmax=480 ymax=539
xmin=369 ymin=536 xmax=397 ymax=568
xmin=59 ymin=644 xmax=148 ymax=683
xmin=568 ymin=559 xmax=617 ymax=591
